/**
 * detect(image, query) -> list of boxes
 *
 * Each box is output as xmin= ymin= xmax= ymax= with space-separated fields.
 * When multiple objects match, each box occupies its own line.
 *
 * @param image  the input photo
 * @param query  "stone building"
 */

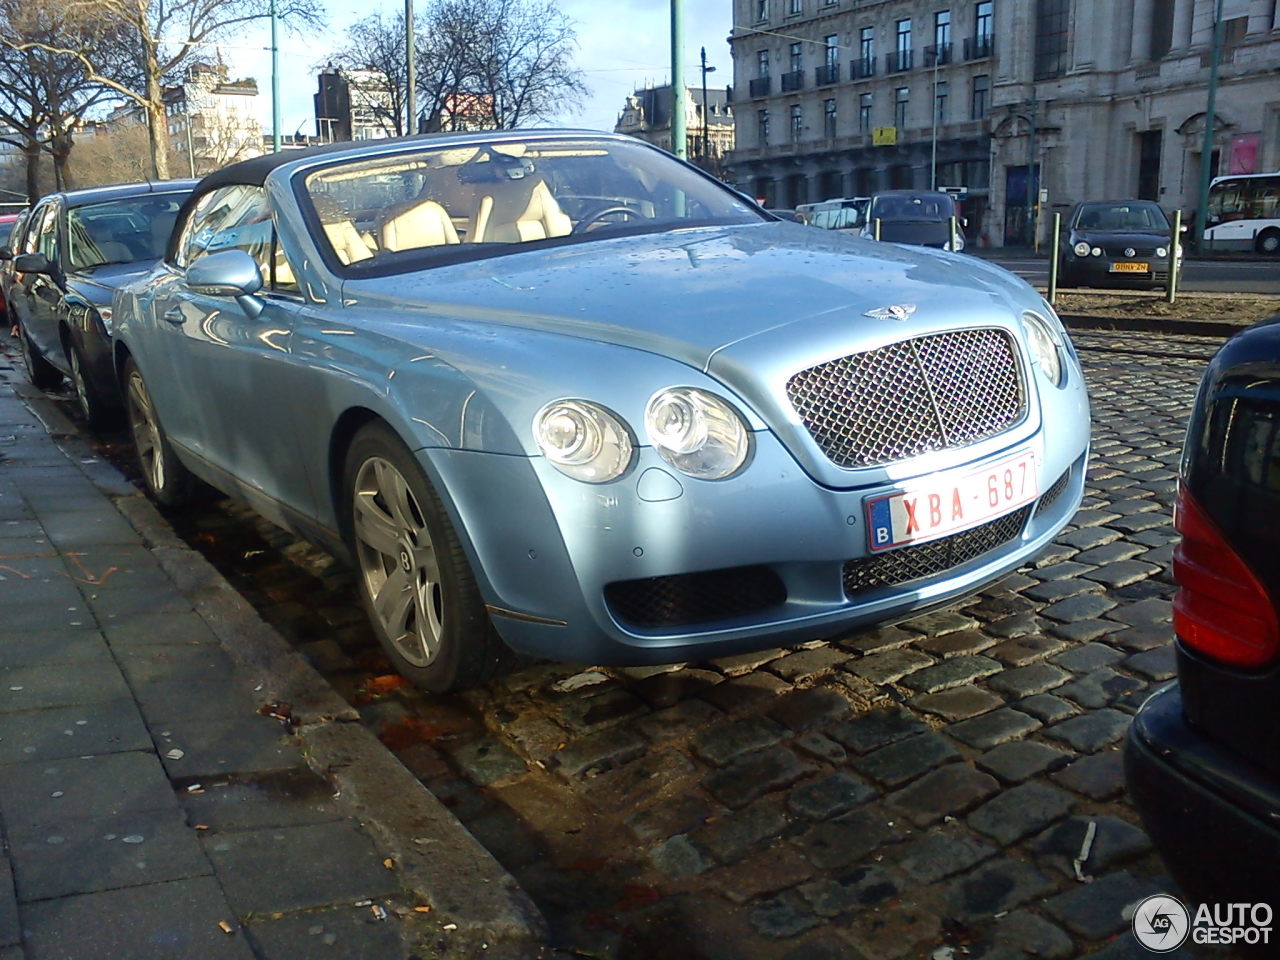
xmin=313 ymin=68 xmax=399 ymax=143
xmin=163 ymin=63 xmax=262 ymax=176
xmin=726 ymin=0 xmax=1280 ymax=246
xmin=615 ymin=84 xmax=736 ymax=176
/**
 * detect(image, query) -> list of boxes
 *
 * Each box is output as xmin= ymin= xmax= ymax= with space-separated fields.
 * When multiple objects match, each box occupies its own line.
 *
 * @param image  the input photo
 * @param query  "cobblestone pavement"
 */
xmin=84 ymin=330 xmax=1222 ymax=958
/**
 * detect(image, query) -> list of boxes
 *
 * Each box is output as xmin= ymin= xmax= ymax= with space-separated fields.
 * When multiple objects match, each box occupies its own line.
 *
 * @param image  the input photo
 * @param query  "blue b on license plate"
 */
xmin=865 ymin=451 xmax=1039 ymax=552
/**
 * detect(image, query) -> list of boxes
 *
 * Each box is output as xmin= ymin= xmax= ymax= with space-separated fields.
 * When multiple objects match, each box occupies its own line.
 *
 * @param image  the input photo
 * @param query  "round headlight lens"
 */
xmin=1073 ymin=241 xmax=1090 ymax=257
xmin=645 ymin=388 xmax=749 ymax=480
xmin=533 ymin=400 xmax=633 ymax=483
xmin=1156 ymin=246 xmax=1168 ymax=258
xmin=1021 ymin=311 xmax=1064 ymax=387
xmin=1090 ymin=246 xmax=1103 ymax=257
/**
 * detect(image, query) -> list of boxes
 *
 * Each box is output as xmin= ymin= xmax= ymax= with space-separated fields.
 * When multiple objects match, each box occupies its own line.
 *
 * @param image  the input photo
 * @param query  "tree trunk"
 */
xmin=23 ymin=140 xmax=40 ymax=204
xmin=143 ymin=38 xmax=169 ymax=180
xmin=51 ymin=132 xmax=75 ymax=192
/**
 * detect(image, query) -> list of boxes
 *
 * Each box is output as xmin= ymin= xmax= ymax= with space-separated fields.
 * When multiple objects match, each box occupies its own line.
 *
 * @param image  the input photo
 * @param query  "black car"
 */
xmin=1126 ymin=315 xmax=1280 ymax=921
xmin=2 ymin=179 xmax=197 ymax=427
xmin=1058 ymin=199 xmax=1182 ymax=290
xmin=860 ymin=190 xmax=965 ymax=251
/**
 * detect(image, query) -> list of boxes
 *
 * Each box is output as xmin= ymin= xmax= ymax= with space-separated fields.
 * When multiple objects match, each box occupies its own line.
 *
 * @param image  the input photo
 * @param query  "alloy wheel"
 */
xmin=351 ymin=456 xmax=443 ymax=667
xmin=126 ymin=370 xmax=166 ymax=494
xmin=69 ymin=347 xmax=92 ymax=421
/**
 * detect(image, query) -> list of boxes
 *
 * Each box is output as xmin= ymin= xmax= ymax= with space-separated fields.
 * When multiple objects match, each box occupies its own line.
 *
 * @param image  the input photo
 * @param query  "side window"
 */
xmin=176 ymin=185 xmax=298 ymax=294
xmin=36 ymin=204 xmax=60 ymax=262
xmin=23 ymin=204 xmax=56 ymax=256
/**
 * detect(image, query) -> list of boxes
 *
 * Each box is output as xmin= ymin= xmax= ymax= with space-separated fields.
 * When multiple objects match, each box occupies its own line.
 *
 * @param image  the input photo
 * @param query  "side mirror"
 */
xmin=13 ymin=252 xmax=52 ymax=274
xmin=961 ymin=217 xmax=969 ymax=229
xmin=186 ymin=249 xmax=264 ymax=317
xmin=1179 ymin=223 xmax=1189 ymax=233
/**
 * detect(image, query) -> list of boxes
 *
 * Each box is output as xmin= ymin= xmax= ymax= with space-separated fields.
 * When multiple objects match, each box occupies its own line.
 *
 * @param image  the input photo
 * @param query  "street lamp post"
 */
xmin=930 ymin=48 xmax=940 ymax=190
xmin=670 ymin=0 xmax=686 ymax=159
xmin=406 ymin=0 xmax=417 ymax=135
xmin=270 ymin=0 xmax=280 ymax=152
xmin=1194 ymin=0 xmax=1226 ymax=251
xmin=700 ymin=47 xmax=716 ymax=169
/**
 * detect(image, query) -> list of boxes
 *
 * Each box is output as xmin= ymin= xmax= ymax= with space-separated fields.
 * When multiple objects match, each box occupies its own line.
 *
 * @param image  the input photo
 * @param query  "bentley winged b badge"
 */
xmin=864 ymin=303 xmax=917 ymax=322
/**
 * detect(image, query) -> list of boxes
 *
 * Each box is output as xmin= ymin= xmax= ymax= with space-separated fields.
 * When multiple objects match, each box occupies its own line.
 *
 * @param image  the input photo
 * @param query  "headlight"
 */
xmin=533 ymin=400 xmax=633 ymax=483
xmin=95 ymin=306 xmax=114 ymax=334
xmin=1021 ymin=311 xmax=1064 ymax=387
xmin=1073 ymin=241 xmax=1090 ymax=257
xmin=1156 ymin=246 xmax=1168 ymax=258
xmin=1090 ymin=247 xmax=1102 ymax=256
xmin=645 ymin=388 xmax=749 ymax=480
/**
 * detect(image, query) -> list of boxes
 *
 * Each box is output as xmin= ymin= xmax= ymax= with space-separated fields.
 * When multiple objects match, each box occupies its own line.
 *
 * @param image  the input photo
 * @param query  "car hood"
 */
xmin=72 ymin=259 xmax=161 ymax=306
xmin=343 ymin=222 xmax=1028 ymax=371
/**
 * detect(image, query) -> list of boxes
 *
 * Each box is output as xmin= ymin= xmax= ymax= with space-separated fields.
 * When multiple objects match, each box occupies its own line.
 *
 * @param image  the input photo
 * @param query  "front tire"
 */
xmin=123 ymin=358 xmax=192 ymax=506
xmin=17 ymin=319 xmax=61 ymax=390
xmin=1256 ymin=229 xmax=1280 ymax=256
xmin=343 ymin=422 xmax=507 ymax=692
xmin=68 ymin=338 xmax=116 ymax=431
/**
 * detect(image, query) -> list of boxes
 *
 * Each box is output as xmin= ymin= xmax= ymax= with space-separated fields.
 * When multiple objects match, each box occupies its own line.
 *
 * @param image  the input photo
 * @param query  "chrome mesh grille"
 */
xmin=787 ymin=329 xmax=1025 ymax=468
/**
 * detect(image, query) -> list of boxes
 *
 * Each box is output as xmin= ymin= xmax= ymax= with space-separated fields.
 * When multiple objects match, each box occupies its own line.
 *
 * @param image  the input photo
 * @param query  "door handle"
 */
xmin=162 ymin=307 xmax=185 ymax=325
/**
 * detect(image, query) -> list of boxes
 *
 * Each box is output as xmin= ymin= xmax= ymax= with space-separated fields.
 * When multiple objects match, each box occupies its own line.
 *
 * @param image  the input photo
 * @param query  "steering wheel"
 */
xmin=574 ymin=204 xmax=651 ymax=234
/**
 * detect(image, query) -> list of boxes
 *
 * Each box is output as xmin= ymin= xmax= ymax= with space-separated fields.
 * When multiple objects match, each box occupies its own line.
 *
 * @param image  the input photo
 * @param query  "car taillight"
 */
xmin=1172 ymin=480 xmax=1280 ymax=669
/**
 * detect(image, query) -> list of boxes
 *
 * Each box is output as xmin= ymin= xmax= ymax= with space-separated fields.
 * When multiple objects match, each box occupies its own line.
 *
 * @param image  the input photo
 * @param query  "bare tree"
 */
xmin=327 ymin=12 xmax=410 ymax=138
xmin=438 ymin=0 xmax=587 ymax=130
xmin=322 ymin=0 xmax=587 ymax=138
xmin=0 ymin=0 xmax=126 ymax=201
xmin=1 ymin=0 xmax=323 ymax=180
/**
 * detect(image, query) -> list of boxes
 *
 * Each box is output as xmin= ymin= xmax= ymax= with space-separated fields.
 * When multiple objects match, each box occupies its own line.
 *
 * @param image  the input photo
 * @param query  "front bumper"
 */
xmin=423 ymin=422 xmax=1089 ymax=665
xmin=1064 ymin=254 xmax=1180 ymax=288
xmin=1125 ymin=683 xmax=1280 ymax=909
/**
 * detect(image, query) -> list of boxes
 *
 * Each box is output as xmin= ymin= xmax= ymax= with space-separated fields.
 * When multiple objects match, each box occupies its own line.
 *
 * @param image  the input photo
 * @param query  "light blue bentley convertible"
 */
xmin=112 ymin=130 xmax=1090 ymax=691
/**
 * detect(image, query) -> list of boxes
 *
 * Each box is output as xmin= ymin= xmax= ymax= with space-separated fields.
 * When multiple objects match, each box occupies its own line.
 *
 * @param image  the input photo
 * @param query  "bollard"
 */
xmin=1167 ymin=210 xmax=1181 ymax=303
xmin=1048 ymin=212 xmax=1061 ymax=305
xmin=949 ymin=216 xmax=958 ymax=252
xmin=874 ymin=217 xmax=881 ymax=241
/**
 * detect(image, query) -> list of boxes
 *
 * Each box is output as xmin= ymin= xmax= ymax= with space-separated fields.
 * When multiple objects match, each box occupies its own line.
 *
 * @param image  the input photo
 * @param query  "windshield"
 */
xmin=870 ymin=193 xmax=953 ymax=223
xmin=1073 ymin=202 xmax=1168 ymax=232
xmin=302 ymin=136 xmax=764 ymax=273
xmin=67 ymin=192 xmax=189 ymax=271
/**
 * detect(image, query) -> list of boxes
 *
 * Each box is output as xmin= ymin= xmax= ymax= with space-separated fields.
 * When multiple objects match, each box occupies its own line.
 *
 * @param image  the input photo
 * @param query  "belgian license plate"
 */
xmin=865 ymin=451 xmax=1039 ymax=552
xmin=1110 ymin=261 xmax=1149 ymax=273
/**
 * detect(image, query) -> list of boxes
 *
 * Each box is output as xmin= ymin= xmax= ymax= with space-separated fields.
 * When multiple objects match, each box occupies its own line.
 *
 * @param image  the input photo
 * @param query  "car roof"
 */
xmin=41 ymin=179 xmax=199 ymax=208
xmin=195 ymin=128 xmax=632 ymax=193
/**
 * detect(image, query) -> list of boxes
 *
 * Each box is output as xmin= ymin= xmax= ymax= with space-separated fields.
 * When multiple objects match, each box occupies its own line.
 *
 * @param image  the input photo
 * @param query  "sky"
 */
xmin=228 ymin=0 xmax=735 ymax=139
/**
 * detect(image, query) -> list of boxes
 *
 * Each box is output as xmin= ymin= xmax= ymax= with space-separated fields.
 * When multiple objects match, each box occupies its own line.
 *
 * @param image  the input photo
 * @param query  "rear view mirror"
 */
xmin=186 ymin=249 xmax=264 ymax=317
xmin=13 ymin=252 xmax=52 ymax=274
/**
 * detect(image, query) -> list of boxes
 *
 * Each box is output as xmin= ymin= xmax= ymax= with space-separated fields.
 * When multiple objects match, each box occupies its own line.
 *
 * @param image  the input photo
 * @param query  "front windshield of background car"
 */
xmin=302 ymin=137 xmax=765 ymax=272
xmin=871 ymin=194 xmax=952 ymax=223
xmin=67 ymin=193 xmax=188 ymax=271
xmin=1073 ymin=202 xmax=1168 ymax=232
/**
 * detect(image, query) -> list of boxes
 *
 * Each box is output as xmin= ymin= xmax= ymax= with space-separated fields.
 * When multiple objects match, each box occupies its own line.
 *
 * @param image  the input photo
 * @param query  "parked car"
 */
xmin=112 ymin=130 xmax=1090 ymax=692
xmin=797 ymin=197 xmax=870 ymax=232
xmin=1126 ymin=316 xmax=1280 ymax=920
xmin=862 ymin=190 xmax=965 ymax=250
xmin=1057 ymin=199 xmax=1182 ymax=290
xmin=3 ymin=179 xmax=197 ymax=427
xmin=0 ymin=209 xmax=26 ymax=327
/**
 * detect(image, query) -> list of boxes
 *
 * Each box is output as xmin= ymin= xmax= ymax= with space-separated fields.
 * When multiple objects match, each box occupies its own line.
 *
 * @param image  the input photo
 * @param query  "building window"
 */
xmin=934 ymin=79 xmax=948 ymax=125
xmin=971 ymin=73 xmax=990 ymax=119
xmin=1148 ymin=0 xmax=1173 ymax=59
xmin=895 ymin=86 xmax=909 ymax=128
xmin=756 ymin=0 xmax=769 ymax=22
xmin=790 ymin=42 xmax=803 ymax=72
xmin=790 ymin=103 xmax=803 ymax=141
xmin=896 ymin=19 xmax=912 ymax=71
xmin=934 ymin=9 xmax=951 ymax=62
xmin=976 ymin=1 xmax=993 ymax=44
xmin=789 ymin=0 xmax=802 ymax=14
xmin=758 ymin=109 xmax=770 ymax=143
xmin=824 ymin=98 xmax=837 ymax=137
xmin=859 ymin=92 xmax=873 ymax=133
xmin=757 ymin=49 xmax=770 ymax=77
xmin=857 ymin=26 xmax=875 ymax=76
xmin=1034 ymin=0 xmax=1069 ymax=80
xmin=825 ymin=35 xmax=839 ymax=67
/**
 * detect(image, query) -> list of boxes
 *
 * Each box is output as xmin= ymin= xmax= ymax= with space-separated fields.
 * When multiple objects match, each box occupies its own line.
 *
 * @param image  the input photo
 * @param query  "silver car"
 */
xmin=112 ymin=130 xmax=1090 ymax=691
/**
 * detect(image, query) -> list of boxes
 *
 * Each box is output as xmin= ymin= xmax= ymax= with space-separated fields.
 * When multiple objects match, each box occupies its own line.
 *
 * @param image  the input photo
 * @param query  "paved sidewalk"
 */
xmin=0 ymin=349 xmax=549 ymax=958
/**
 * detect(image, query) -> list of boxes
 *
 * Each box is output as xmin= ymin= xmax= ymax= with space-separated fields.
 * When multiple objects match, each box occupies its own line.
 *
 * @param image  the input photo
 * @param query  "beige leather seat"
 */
xmin=471 ymin=180 xmax=572 ymax=243
xmin=324 ymin=220 xmax=376 ymax=264
xmin=378 ymin=198 xmax=460 ymax=252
